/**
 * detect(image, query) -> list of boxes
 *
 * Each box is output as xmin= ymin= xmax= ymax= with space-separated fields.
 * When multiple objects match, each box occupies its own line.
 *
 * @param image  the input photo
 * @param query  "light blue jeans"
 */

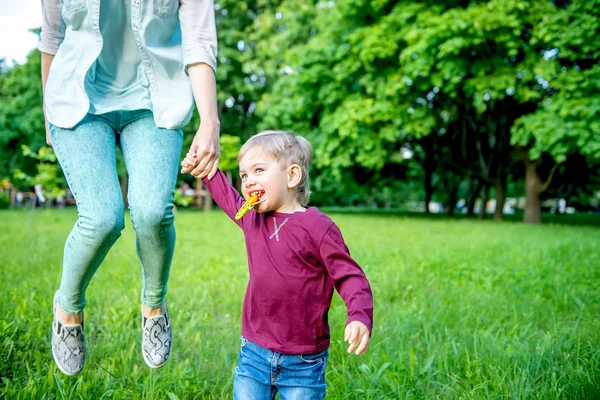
xmin=50 ymin=110 xmax=183 ymax=313
xmin=234 ymin=336 xmax=329 ymax=400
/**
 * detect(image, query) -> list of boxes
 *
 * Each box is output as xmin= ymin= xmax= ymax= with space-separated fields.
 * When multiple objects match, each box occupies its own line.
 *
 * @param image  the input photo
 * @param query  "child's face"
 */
xmin=238 ymin=149 xmax=298 ymax=214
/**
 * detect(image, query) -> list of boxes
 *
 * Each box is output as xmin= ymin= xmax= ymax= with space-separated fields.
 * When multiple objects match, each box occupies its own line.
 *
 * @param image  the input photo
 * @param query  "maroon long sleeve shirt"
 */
xmin=203 ymin=171 xmax=373 ymax=354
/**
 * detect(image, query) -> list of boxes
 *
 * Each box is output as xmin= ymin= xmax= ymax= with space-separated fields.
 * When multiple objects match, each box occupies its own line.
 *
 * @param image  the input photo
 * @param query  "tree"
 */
xmin=511 ymin=1 xmax=600 ymax=223
xmin=0 ymin=49 xmax=45 ymax=181
xmin=249 ymin=0 xmax=599 ymax=221
xmin=13 ymin=145 xmax=66 ymax=203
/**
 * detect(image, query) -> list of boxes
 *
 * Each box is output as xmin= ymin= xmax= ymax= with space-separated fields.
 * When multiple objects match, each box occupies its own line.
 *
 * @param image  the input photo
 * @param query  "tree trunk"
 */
xmin=201 ymin=178 xmax=213 ymax=212
xmin=446 ymin=190 xmax=457 ymax=216
xmin=446 ymin=181 xmax=459 ymax=217
xmin=524 ymin=161 xmax=542 ymax=224
xmin=493 ymin=173 xmax=507 ymax=221
xmin=195 ymin=178 xmax=203 ymax=208
xmin=204 ymin=193 xmax=213 ymax=211
xmin=479 ymin=185 xmax=489 ymax=220
xmin=466 ymin=178 xmax=481 ymax=217
xmin=424 ymin=168 xmax=433 ymax=214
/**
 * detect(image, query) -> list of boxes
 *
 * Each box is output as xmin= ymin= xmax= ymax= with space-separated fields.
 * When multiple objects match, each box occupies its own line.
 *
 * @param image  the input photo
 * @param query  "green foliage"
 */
xmin=0 ymin=193 xmax=9 ymax=209
xmin=1 ymin=210 xmax=599 ymax=398
xmin=173 ymin=189 xmax=193 ymax=208
xmin=13 ymin=145 xmax=66 ymax=200
xmin=512 ymin=64 xmax=600 ymax=162
xmin=1 ymin=0 xmax=599 ymax=213
xmin=0 ymin=50 xmax=45 ymax=180
xmin=219 ymin=134 xmax=242 ymax=172
xmin=510 ymin=0 xmax=600 ymax=163
xmin=236 ymin=0 xmax=599 ymax=216
xmin=181 ymin=0 xmax=267 ymax=158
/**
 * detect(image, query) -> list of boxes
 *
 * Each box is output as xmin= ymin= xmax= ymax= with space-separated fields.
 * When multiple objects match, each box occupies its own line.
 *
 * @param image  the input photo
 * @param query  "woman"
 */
xmin=40 ymin=0 xmax=219 ymax=375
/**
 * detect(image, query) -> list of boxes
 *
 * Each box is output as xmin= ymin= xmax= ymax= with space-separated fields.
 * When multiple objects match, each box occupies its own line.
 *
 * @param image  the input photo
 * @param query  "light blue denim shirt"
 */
xmin=85 ymin=0 xmax=153 ymax=115
xmin=39 ymin=0 xmax=217 ymax=129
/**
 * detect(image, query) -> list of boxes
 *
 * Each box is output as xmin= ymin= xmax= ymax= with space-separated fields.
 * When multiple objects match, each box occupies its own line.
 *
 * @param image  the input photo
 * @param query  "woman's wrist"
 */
xmin=199 ymin=118 xmax=220 ymax=129
xmin=200 ymin=117 xmax=220 ymax=125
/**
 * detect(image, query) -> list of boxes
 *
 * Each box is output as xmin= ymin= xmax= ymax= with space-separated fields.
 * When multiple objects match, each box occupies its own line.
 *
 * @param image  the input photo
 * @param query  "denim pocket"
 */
xmin=63 ymin=0 xmax=85 ymax=12
xmin=298 ymin=349 xmax=327 ymax=364
xmin=153 ymin=0 xmax=179 ymax=18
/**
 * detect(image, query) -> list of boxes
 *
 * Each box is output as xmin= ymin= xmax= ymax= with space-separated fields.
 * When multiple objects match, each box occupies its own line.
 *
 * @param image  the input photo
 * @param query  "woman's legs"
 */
xmin=50 ymin=113 xmax=124 ymax=375
xmin=119 ymin=110 xmax=182 ymax=368
xmin=51 ymin=114 xmax=125 ymax=316
xmin=119 ymin=111 xmax=183 ymax=310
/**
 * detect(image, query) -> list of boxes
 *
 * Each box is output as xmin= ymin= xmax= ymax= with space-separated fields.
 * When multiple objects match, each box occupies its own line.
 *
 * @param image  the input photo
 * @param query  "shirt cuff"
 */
xmin=346 ymin=315 xmax=373 ymax=333
xmin=38 ymin=38 xmax=60 ymax=55
xmin=184 ymin=48 xmax=217 ymax=75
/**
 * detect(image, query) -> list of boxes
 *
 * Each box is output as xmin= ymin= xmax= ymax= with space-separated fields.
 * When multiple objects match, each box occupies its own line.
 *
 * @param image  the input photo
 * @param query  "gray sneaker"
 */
xmin=51 ymin=292 xmax=85 ymax=376
xmin=141 ymin=304 xmax=172 ymax=368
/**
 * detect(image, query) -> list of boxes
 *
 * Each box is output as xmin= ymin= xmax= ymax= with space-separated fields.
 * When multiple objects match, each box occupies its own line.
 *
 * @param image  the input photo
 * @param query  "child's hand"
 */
xmin=344 ymin=321 xmax=370 ymax=355
xmin=181 ymin=145 xmax=199 ymax=174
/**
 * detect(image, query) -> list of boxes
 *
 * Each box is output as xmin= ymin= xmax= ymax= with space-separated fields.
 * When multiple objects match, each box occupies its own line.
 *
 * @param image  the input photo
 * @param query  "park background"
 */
xmin=1 ymin=0 xmax=599 ymax=398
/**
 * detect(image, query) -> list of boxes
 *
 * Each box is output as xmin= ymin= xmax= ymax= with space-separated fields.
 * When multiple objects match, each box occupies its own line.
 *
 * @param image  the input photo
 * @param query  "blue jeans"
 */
xmin=233 ymin=337 xmax=329 ymax=400
xmin=50 ymin=110 xmax=183 ymax=313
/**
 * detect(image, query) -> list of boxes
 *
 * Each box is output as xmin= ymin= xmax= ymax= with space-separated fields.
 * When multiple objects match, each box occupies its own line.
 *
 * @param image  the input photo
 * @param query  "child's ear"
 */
xmin=287 ymin=164 xmax=302 ymax=189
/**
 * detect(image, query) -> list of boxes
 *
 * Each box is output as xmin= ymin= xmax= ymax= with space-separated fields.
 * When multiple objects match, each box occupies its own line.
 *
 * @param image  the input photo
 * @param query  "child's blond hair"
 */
xmin=237 ymin=130 xmax=313 ymax=206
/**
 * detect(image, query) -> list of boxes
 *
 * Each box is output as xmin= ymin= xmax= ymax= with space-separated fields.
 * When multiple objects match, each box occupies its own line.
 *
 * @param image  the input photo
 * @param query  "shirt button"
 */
xmin=151 ymin=85 xmax=156 ymax=89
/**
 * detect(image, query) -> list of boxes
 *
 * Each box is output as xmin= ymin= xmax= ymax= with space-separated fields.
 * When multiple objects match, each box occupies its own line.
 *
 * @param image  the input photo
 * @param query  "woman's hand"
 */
xmin=184 ymin=62 xmax=220 ymax=179
xmin=184 ymin=120 xmax=220 ymax=179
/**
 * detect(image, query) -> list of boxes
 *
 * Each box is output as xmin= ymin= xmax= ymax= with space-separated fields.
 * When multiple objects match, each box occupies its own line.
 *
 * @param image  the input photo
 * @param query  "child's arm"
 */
xmin=319 ymin=223 xmax=374 ymax=355
xmin=181 ymin=150 xmax=246 ymax=228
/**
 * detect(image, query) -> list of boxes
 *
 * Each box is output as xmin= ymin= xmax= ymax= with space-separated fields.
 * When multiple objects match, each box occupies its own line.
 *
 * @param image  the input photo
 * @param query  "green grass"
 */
xmin=1 ymin=208 xmax=599 ymax=399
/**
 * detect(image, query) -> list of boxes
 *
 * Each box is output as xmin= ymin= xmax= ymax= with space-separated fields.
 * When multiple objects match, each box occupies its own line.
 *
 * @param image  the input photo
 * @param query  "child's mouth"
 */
xmin=249 ymin=190 xmax=265 ymax=205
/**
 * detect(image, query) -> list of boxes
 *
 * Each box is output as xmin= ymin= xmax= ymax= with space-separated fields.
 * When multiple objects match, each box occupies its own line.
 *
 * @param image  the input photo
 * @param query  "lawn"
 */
xmin=1 ymin=208 xmax=599 ymax=399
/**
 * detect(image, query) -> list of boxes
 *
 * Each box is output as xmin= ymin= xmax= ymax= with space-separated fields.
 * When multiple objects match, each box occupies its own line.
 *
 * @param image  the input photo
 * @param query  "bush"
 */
xmin=0 ymin=193 xmax=10 ymax=209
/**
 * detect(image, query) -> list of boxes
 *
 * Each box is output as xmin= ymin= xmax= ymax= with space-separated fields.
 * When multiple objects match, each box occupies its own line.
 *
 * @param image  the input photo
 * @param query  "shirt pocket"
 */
xmin=62 ymin=0 xmax=85 ymax=12
xmin=153 ymin=0 xmax=179 ymax=18
xmin=61 ymin=0 xmax=87 ymax=30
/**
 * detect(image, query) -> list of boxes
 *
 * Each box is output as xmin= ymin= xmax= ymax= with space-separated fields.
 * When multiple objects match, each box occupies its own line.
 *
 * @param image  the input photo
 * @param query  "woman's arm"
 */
xmin=41 ymin=52 xmax=55 ymax=146
xmin=39 ymin=0 xmax=65 ymax=146
xmin=187 ymin=63 xmax=221 ymax=180
xmin=179 ymin=0 xmax=220 ymax=180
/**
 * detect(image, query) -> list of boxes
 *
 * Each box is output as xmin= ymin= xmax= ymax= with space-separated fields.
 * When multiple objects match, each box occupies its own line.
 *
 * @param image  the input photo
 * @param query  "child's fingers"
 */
xmin=184 ymin=157 xmax=197 ymax=168
xmin=354 ymin=331 xmax=370 ymax=355
xmin=181 ymin=154 xmax=198 ymax=174
xmin=344 ymin=324 xmax=351 ymax=342
xmin=346 ymin=327 xmax=360 ymax=354
xmin=181 ymin=161 xmax=193 ymax=174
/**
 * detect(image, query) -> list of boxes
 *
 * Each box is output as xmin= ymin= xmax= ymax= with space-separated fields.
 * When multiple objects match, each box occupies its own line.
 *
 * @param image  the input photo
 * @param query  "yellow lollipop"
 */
xmin=235 ymin=193 xmax=260 ymax=220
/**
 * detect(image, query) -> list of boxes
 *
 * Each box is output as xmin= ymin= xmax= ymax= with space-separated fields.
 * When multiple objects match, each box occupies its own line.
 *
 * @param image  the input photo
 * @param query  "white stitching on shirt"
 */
xmin=269 ymin=217 xmax=289 ymax=241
